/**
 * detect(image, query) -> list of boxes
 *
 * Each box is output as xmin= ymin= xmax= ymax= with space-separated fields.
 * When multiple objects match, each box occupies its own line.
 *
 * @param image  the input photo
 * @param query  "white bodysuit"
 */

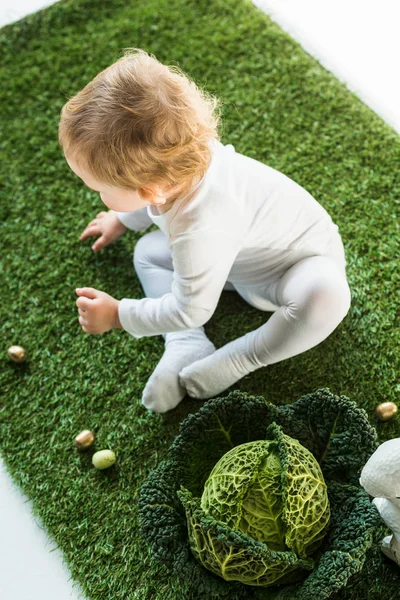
xmin=115 ymin=138 xmax=347 ymax=339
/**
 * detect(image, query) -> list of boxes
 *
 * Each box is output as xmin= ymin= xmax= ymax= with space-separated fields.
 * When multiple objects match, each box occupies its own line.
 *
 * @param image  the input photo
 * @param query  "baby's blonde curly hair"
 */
xmin=58 ymin=47 xmax=223 ymax=201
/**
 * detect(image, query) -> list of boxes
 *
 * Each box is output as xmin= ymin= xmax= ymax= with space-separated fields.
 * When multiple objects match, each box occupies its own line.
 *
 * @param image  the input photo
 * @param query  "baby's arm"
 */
xmin=118 ymin=228 xmax=242 ymax=338
xmin=114 ymin=207 xmax=153 ymax=232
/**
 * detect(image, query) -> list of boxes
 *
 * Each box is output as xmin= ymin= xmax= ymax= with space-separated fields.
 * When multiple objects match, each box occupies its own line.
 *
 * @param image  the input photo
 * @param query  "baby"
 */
xmin=59 ymin=47 xmax=351 ymax=414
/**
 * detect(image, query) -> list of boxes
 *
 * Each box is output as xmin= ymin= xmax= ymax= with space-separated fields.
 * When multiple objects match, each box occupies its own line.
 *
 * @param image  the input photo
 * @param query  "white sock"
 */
xmin=179 ymin=332 xmax=261 ymax=400
xmin=141 ymin=329 xmax=216 ymax=413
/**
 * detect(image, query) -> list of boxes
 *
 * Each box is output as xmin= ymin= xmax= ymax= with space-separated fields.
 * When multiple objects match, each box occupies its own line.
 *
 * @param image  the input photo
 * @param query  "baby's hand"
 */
xmin=80 ymin=210 xmax=128 ymax=252
xmin=75 ymin=287 xmax=122 ymax=334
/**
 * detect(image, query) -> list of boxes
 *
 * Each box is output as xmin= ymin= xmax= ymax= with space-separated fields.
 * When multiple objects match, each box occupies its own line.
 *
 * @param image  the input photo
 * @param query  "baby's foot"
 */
xmin=179 ymin=334 xmax=261 ymax=399
xmin=141 ymin=330 xmax=216 ymax=413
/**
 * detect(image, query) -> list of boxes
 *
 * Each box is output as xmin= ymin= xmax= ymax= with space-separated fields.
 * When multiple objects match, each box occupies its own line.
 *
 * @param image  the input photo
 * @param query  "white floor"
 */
xmin=0 ymin=0 xmax=59 ymax=27
xmin=0 ymin=461 xmax=85 ymax=600
xmin=1 ymin=1 xmax=399 ymax=599
xmin=253 ymin=0 xmax=400 ymax=134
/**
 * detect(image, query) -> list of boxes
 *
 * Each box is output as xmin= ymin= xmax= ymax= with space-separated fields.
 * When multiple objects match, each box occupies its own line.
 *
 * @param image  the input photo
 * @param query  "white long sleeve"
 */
xmin=114 ymin=206 xmax=153 ymax=232
xmin=117 ymin=138 xmax=342 ymax=338
xmin=118 ymin=228 xmax=243 ymax=338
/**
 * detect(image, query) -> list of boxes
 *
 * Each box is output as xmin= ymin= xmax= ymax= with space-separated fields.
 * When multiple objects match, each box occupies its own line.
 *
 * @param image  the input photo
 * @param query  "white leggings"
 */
xmin=133 ymin=229 xmax=351 ymax=367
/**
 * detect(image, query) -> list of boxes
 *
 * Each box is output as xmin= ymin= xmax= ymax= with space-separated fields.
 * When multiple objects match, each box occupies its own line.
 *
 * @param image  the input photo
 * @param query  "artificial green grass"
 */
xmin=0 ymin=0 xmax=399 ymax=598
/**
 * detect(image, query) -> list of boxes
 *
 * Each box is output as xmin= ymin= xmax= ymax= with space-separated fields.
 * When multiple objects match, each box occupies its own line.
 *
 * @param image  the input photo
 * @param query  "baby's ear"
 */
xmin=139 ymin=185 xmax=165 ymax=204
xmin=142 ymin=185 xmax=166 ymax=205
xmin=137 ymin=187 xmax=150 ymax=201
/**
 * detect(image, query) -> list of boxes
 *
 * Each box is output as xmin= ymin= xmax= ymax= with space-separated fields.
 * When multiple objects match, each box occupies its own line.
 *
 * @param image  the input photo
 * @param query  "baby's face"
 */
xmin=65 ymin=154 xmax=166 ymax=212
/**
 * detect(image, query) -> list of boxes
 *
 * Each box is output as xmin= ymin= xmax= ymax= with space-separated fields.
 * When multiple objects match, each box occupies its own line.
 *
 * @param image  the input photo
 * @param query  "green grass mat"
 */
xmin=1 ymin=0 xmax=399 ymax=598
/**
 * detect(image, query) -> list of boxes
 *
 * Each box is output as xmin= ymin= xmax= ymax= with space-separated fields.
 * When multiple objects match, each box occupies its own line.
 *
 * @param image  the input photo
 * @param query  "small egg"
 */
xmin=375 ymin=402 xmax=398 ymax=422
xmin=74 ymin=430 xmax=95 ymax=450
xmin=7 ymin=345 xmax=27 ymax=363
xmin=92 ymin=450 xmax=116 ymax=470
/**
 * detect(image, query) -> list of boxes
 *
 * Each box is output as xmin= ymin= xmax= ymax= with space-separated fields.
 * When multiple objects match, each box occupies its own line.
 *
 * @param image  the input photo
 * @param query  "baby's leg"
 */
xmin=133 ymin=229 xmax=223 ymax=413
xmin=179 ymin=255 xmax=351 ymax=399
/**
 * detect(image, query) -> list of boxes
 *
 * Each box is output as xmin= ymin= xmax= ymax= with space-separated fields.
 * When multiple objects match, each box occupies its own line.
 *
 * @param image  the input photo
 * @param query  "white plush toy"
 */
xmin=359 ymin=438 xmax=400 ymax=566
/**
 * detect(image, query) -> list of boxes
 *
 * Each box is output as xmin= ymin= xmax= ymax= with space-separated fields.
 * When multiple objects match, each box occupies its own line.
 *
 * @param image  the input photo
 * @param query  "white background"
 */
xmin=253 ymin=0 xmax=400 ymax=134
xmin=1 ymin=1 xmax=399 ymax=598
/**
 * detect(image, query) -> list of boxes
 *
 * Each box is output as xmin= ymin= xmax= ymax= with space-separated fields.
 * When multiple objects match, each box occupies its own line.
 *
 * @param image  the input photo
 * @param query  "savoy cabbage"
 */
xmin=177 ymin=423 xmax=331 ymax=586
xmin=138 ymin=389 xmax=382 ymax=600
